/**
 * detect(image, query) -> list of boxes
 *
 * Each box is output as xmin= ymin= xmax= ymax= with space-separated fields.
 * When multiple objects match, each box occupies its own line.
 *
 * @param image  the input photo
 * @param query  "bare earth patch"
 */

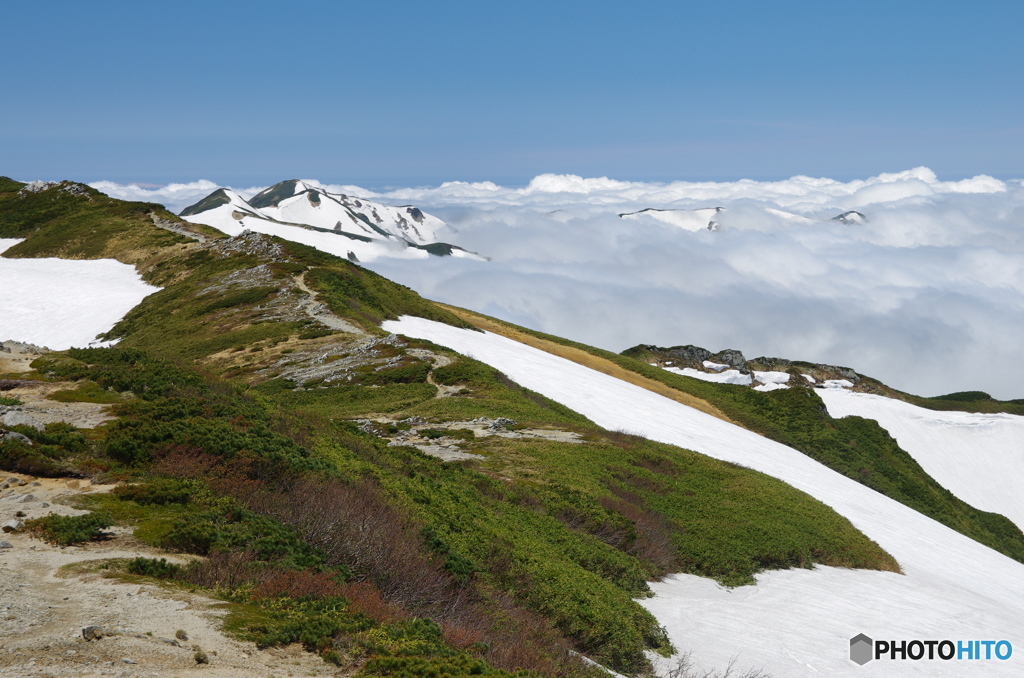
xmin=0 ymin=476 xmax=341 ymax=678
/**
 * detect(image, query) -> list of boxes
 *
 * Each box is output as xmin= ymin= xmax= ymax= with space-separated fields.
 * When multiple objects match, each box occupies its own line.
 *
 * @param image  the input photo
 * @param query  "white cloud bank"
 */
xmin=92 ymin=168 xmax=1024 ymax=400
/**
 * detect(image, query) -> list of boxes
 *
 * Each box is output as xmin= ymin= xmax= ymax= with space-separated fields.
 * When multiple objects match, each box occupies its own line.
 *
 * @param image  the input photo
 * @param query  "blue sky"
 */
xmin=3 ymin=1 xmax=1022 ymax=186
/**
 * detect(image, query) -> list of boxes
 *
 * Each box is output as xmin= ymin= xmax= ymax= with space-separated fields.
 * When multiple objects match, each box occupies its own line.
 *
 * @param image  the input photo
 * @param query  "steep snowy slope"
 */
xmin=819 ymin=389 xmax=1024 ymax=532
xmin=0 ymin=239 xmax=160 ymax=349
xmin=382 ymin=316 xmax=1024 ymax=677
xmin=179 ymin=181 xmax=482 ymax=263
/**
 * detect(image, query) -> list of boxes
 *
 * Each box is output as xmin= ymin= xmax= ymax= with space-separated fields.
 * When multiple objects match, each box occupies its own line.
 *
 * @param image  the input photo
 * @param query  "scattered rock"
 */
xmin=1 ymin=431 xmax=32 ymax=445
xmin=489 ymin=417 xmax=517 ymax=430
xmin=2 ymin=519 xmax=24 ymax=533
xmin=14 ymin=493 xmax=37 ymax=503
xmin=0 ymin=540 xmax=12 ymax=549
xmin=82 ymin=625 xmax=106 ymax=641
xmin=121 ymin=657 xmax=137 ymax=664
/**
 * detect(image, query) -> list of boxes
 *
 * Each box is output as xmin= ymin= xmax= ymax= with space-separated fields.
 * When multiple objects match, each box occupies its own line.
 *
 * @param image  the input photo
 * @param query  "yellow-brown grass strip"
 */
xmin=434 ymin=303 xmax=736 ymax=425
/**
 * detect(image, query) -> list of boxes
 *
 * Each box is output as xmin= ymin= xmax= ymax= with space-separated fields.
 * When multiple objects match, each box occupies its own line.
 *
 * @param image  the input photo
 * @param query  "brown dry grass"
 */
xmin=435 ymin=303 xmax=736 ymax=424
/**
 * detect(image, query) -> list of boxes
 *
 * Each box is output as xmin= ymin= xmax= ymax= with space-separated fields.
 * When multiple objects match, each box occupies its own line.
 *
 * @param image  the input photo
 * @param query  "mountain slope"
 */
xmin=1 ymin=179 xmax=914 ymax=676
xmin=381 ymin=315 xmax=1024 ymax=677
xmin=441 ymin=323 xmax=1024 ymax=564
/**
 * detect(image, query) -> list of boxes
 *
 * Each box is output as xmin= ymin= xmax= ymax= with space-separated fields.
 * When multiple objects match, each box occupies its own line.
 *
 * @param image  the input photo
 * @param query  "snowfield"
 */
xmin=0 ymin=239 xmax=159 ymax=349
xmin=382 ymin=316 xmax=1024 ymax=677
xmin=819 ymin=389 xmax=1024 ymax=533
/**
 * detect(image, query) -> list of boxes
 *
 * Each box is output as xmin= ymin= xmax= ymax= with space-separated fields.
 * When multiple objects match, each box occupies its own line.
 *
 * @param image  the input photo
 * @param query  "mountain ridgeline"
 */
xmin=2 ymin=176 xmax=1022 ymax=677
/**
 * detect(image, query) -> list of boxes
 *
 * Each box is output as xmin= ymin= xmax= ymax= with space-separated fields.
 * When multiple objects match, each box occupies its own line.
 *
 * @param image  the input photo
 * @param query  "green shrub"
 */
xmin=198 ymin=286 xmax=279 ymax=315
xmin=0 ymin=395 xmax=22 ymax=406
xmin=127 ymin=556 xmax=184 ymax=579
xmin=114 ymin=478 xmax=195 ymax=505
xmin=298 ymin=328 xmax=334 ymax=340
xmin=27 ymin=512 xmax=114 ymax=545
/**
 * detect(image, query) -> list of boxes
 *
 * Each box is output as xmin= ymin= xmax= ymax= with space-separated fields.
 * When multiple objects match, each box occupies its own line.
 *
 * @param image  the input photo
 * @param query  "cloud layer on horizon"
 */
xmin=92 ymin=169 xmax=1024 ymax=400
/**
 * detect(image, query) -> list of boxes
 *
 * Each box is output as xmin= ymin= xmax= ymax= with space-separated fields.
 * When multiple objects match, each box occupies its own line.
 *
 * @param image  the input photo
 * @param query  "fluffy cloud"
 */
xmin=96 ymin=169 xmax=1024 ymax=400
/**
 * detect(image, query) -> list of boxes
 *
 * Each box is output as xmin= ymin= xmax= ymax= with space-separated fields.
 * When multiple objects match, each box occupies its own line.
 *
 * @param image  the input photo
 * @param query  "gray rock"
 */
xmin=710 ymin=349 xmax=749 ymax=372
xmin=1 ymin=412 xmax=43 ymax=431
xmin=0 ymin=540 xmax=13 ymax=549
xmin=82 ymin=625 xmax=106 ymax=641
xmin=14 ymin=494 xmax=36 ymax=504
xmin=121 ymin=657 xmax=137 ymax=664
xmin=38 ymin=502 xmax=50 ymax=508
xmin=1 ymin=520 xmax=24 ymax=533
xmin=0 ymin=431 xmax=32 ymax=445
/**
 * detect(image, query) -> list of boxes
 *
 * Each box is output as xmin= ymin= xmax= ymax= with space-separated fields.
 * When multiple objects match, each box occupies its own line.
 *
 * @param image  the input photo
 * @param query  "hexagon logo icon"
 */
xmin=850 ymin=633 xmax=874 ymax=665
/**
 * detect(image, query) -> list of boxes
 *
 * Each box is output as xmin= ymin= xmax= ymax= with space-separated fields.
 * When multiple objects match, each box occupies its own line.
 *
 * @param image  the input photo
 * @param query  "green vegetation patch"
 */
xmin=298 ymin=253 xmax=473 ymax=332
xmin=27 ymin=512 xmax=115 ymax=545
xmin=0 ymin=176 xmax=26 ymax=193
xmin=47 ymin=380 xmax=124 ymax=404
xmin=0 ymin=181 xmax=188 ymax=257
xmin=0 ymin=421 xmax=91 ymax=476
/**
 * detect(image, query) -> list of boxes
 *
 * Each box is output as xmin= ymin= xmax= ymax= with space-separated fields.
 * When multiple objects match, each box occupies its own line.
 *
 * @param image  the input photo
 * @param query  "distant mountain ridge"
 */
xmin=619 ymin=206 xmax=867 ymax=231
xmin=180 ymin=179 xmax=486 ymax=262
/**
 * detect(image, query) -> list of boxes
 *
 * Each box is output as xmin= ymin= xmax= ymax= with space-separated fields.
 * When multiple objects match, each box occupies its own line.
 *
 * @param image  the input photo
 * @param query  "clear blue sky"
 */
xmin=3 ymin=1 xmax=1022 ymax=187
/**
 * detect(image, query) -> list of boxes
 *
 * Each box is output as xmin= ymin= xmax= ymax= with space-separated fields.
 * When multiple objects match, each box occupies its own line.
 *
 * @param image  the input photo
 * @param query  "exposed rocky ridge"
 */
xmin=622 ymin=343 xmax=875 ymax=392
xmin=18 ymin=181 xmax=93 ymax=200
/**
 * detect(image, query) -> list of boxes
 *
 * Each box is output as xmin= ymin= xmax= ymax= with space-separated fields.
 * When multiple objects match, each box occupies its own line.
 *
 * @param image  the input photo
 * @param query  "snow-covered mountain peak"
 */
xmin=178 ymin=181 xmax=483 ymax=264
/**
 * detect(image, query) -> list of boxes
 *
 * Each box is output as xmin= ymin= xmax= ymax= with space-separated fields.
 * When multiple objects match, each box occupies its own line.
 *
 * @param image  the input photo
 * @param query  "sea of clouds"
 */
xmin=93 ymin=168 xmax=1024 ymax=400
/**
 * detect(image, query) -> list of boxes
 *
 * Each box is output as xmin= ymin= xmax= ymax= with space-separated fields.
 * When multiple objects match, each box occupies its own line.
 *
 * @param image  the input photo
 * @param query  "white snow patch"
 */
xmin=702 ymin=360 xmax=729 ymax=372
xmin=0 ymin=239 xmax=160 ymax=349
xmin=823 ymin=379 xmax=855 ymax=389
xmin=803 ymin=373 xmax=817 ymax=383
xmin=819 ymin=389 xmax=1024 ymax=533
xmin=382 ymin=316 xmax=1024 ymax=677
xmin=752 ymin=369 xmax=791 ymax=392
xmin=664 ymin=366 xmax=753 ymax=386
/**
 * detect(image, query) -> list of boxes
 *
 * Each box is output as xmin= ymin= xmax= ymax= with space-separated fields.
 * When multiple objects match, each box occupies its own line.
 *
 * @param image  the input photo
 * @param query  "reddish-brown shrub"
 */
xmin=183 ymin=550 xmax=273 ymax=589
xmin=252 ymin=568 xmax=346 ymax=600
xmin=337 ymin=581 xmax=408 ymax=625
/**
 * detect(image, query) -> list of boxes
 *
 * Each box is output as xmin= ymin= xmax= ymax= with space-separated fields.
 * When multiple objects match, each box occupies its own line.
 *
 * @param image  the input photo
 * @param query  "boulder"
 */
xmin=2 ymin=519 xmax=25 ymax=533
xmin=1 ymin=412 xmax=43 ymax=431
xmin=1 ymin=431 xmax=33 ymax=445
xmin=82 ymin=625 xmax=106 ymax=641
